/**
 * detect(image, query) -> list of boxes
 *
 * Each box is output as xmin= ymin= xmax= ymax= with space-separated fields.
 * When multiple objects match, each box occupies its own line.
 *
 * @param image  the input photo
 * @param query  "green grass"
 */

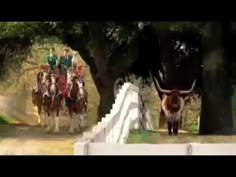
xmin=127 ymin=130 xmax=159 ymax=144
xmin=128 ymin=130 xmax=236 ymax=144
xmin=0 ymin=114 xmax=13 ymax=124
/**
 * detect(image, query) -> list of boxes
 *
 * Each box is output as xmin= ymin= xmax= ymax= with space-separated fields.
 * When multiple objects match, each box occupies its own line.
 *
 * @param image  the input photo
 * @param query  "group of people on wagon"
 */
xmin=45 ymin=47 xmax=84 ymax=80
xmin=39 ymin=47 xmax=86 ymax=113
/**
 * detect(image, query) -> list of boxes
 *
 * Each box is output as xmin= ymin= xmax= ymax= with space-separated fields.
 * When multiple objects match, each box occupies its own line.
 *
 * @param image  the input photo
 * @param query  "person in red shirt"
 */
xmin=78 ymin=64 xmax=83 ymax=76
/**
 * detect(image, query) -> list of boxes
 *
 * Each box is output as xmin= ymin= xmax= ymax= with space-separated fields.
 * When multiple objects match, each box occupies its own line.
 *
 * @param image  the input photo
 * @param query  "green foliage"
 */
xmin=0 ymin=21 xmax=205 ymax=79
xmin=0 ymin=114 xmax=12 ymax=124
xmin=153 ymin=22 xmax=205 ymax=33
xmin=72 ymin=23 xmax=83 ymax=35
xmin=183 ymin=95 xmax=201 ymax=133
xmin=0 ymin=22 xmax=39 ymax=39
xmin=104 ymin=22 xmax=137 ymax=46
xmin=168 ymin=22 xmax=205 ymax=32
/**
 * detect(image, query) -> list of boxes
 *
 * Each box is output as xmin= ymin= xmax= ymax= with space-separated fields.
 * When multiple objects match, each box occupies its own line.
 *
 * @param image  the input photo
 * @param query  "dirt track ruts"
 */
xmin=0 ymin=124 xmax=83 ymax=155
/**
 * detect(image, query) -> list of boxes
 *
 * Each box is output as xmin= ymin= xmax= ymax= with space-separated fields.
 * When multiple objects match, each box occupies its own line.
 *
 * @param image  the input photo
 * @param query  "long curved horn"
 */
xmin=179 ymin=80 xmax=196 ymax=95
xmin=149 ymin=71 xmax=171 ymax=94
xmin=158 ymin=70 xmax=164 ymax=82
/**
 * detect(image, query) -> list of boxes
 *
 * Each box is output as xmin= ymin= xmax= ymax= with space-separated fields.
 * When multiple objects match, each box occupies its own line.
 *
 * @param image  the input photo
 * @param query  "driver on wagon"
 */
xmin=46 ymin=47 xmax=58 ymax=73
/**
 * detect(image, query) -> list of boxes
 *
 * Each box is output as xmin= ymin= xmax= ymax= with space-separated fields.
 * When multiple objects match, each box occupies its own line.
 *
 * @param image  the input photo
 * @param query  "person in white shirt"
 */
xmin=72 ymin=51 xmax=79 ymax=71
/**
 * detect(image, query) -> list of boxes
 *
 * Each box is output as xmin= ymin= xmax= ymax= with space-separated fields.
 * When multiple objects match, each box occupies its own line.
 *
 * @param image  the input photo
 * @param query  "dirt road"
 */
xmin=0 ymin=124 xmax=83 ymax=155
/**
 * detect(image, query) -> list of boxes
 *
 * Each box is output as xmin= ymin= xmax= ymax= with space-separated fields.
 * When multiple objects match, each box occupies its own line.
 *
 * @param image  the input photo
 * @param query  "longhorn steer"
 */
xmin=152 ymin=74 xmax=196 ymax=136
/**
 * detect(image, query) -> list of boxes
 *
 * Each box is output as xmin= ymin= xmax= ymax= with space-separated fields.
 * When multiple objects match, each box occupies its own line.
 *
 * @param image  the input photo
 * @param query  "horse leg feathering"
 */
xmin=69 ymin=114 xmax=75 ymax=134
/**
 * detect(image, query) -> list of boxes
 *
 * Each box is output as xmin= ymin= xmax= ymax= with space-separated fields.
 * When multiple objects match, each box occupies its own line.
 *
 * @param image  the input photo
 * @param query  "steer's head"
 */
xmin=152 ymin=74 xmax=196 ymax=113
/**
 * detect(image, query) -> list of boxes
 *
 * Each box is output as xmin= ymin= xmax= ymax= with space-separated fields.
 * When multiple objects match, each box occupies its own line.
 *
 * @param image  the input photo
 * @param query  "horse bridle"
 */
xmin=34 ymin=70 xmax=47 ymax=93
xmin=76 ymin=79 xmax=85 ymax=102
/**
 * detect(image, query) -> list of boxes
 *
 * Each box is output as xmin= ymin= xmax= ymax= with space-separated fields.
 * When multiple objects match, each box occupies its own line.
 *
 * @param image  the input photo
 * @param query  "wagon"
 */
xmin=58 ymin=75 xmax=67 ymax=99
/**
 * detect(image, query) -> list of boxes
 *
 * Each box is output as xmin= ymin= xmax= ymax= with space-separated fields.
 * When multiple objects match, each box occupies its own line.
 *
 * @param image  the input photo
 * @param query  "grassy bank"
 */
xmin=127 ymin=130 xmax=236 ymax=144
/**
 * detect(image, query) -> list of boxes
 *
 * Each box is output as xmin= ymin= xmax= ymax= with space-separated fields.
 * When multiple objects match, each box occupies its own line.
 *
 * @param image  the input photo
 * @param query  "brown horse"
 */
xmin=66 ymin=69 xmax=88 ymax=115
xmin=66 ymin=74 xmax=87 ymax=133
xmin=32 ymin=70 xmax=48 ymax=126
xmin=77 ymin=76 xmax=88 ymax=116
xmin=43 ymin=73 xmax=63 ymax=133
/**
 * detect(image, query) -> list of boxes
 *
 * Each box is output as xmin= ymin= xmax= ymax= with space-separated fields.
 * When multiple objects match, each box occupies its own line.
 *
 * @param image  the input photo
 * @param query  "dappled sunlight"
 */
xmin=0 ymin=42 xmax=100 ymax=127
xmin=0 ymin=41 xmax=100 ymax=154
xmin=1 ymin=22 xmax=236 ymax=155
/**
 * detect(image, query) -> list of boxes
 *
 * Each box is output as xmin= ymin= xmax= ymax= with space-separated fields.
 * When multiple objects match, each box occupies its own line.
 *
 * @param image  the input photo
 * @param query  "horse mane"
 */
xmin=37 ymin=71 xmax=43 ymax=82
xmin=70 ymin=80 xmax=79 ymax=97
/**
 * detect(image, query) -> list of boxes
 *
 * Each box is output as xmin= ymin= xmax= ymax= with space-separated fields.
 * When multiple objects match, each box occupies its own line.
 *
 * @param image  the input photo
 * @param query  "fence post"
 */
xmin=74 ymin=141 xmax=89 ymax=155
xmin=133 ymin=92 xmax=140 ymax=129
xmin=187 ymin=143 xmax=193 ymax=155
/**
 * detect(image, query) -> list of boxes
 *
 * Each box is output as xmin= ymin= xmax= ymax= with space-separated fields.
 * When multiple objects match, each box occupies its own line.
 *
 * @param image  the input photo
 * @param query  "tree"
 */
xmin=61 ymin=22 xmax=141 ymax=119
xmin=0 ymin=22 xmax=141 ymax=119
xmin=151 ymin=22 xmax=204 ymax=128
xmin=199 ymin=22 xmax=233 ymax=134
xmin=0 ymin=21 xmax=234 ymax=134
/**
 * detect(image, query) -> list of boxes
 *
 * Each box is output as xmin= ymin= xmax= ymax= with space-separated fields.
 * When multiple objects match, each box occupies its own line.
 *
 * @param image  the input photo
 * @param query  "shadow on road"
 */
xmin=0 ymin=123 xmax=90 ymax=141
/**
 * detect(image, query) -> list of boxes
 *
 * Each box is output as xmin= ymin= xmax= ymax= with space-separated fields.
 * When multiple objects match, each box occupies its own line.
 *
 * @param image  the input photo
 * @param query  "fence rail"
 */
xmin=74 ymin=143 xmax=236 ymax=155
xmin=78 ymin=83 xmax=153 ymax=146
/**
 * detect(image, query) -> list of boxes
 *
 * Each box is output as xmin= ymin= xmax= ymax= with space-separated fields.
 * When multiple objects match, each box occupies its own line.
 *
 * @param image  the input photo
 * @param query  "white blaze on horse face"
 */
xmin=77 ymin=81 xmax=84 ymax=96
xmin=67 ymin=71 xmax=73 ymax=86
xmin=49 ymin=75 xmax=57 ymax=94
xmin=42 ymin=71 xmax=47 ymax=84
xmin=50 ymin=84 xmax=56 ymax=93
xmin=51 ymin=75 xmax=56 ymax=84
xmin=44 ymin=90 xmax=50 ymax=97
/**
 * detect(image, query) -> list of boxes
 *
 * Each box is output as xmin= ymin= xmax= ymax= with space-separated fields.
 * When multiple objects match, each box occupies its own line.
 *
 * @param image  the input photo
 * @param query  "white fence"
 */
xmin=74 ymin=143 xmax=236 ymax=155
xmin=74 ymin=82 xmax=236 ymax=155
xmin=74 ymin=83 xmax=154 ymax=154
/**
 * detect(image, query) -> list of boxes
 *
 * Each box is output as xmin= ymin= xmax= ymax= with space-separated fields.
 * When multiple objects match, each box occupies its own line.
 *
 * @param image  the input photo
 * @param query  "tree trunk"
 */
xmin=199 ymin=22 xmax=233 ymax=134
xmin=90 ymin=71 xmax=115 ymax=121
